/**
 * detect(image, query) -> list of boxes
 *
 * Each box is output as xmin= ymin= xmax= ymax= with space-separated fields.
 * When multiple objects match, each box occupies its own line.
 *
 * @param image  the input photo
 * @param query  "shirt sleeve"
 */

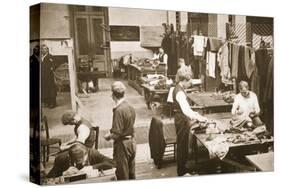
xmin=163 ymin=54 xmax=168 ymax=65
xmin=176 ymin=91 xmax=203 ymax=120
xmin=231 ymin=95 xmax=239 ymax=115
xmin=76 ymin=124 xmax=90 ymax=143
xmin=253 ymin=93 xmax=260 ymax=114
xmin=110 ymin=109 xmax=124 ymax=139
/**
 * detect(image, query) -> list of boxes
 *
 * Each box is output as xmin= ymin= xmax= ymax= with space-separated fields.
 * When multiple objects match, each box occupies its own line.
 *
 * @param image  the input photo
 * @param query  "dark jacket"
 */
xmin=46 ymin=149 xmax=115 ymax=178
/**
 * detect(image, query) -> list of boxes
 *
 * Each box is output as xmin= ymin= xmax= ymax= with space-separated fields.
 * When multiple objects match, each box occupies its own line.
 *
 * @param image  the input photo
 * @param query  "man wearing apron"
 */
xmin=172 ymin=69 xmax=207 ymax=176
xmin=104 ymin=81 xmax=136 ymax=180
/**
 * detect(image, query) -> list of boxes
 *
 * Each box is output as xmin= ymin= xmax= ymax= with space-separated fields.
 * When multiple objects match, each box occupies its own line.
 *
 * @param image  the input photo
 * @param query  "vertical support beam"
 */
xmin=217 ymin=14 xmax=228 ymax=39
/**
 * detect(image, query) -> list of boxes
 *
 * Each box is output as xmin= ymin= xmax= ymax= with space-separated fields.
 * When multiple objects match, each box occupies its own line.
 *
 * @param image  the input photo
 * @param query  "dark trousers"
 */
xmin=113 ymin=138 xmax=136 ymax=180
xmin=174 ymin=113 xmax=192 ymax=176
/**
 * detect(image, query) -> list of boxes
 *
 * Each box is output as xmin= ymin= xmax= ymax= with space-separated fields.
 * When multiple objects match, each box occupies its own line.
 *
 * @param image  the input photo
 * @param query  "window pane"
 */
xmin=76 ymin=18 xmax=89 ymax=55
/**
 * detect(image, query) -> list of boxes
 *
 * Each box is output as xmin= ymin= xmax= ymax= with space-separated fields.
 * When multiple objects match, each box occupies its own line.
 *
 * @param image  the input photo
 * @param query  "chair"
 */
xmin=41 ymin=116 xmax=62 ymax=166
xmin=149 ymin=117 xmax=177 ymax=169
xmin=89 ymin=126 xmax=100 ymax=150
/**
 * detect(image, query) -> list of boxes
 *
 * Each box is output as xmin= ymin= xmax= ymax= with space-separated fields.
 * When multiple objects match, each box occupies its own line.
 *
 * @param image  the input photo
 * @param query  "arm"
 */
xmin=107 ymin=110 xmax=124 ymax=141
xmin=176 ymin=91 xmax=206 ymax=121
xmin=76 ymin=124 xmax=91 ymax=143
xmin=163 ymin=54 xmax=168 ymax=65
xmin=90 ymin=150 xmax=116 ymax=170
xmin=253 ymin=94 xmax=260 ymax=114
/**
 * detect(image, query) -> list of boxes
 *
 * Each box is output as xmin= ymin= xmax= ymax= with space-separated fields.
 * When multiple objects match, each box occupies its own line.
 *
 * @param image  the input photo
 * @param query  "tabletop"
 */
xmin=246 ymin=152 xmax=274 ymax=171
xmin=187 ymin=92 xmax=232 ymax=108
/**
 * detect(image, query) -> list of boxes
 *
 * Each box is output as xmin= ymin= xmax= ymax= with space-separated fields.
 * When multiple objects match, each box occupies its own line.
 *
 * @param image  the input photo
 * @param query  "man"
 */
xmin=173 ymin=68 xmax=207 ymax=176
xmin=41 ymin=44 xmax=57 ymax=108
xmin=231 ymin=81 xmax=263 ymax=127
xmin=104 ymin=81 xmax=136 ymax=180
xmin=175 ymin=58 xmax=193 ymax=83
xmin=46 ymin=143 xmax=115 ymax=178
xmin=60 ymin=110 xmax=96 ymax=150
xmin=153 ymin=47 xmax=168 ymax=76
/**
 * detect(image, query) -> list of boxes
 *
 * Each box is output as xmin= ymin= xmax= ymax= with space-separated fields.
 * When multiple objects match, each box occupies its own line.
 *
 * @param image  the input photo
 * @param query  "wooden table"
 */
xmin=127 ymin=64 xmax=165 ymax=95
xmin=246 ymin=152 xmax=274 ymax=171
xmin=187 ymin=92 xmax=233 ymax=114
xmin=192 ymin=113 xmax=274 ymax=171
xmin=142 ymin=84 xmax=200 ymax=110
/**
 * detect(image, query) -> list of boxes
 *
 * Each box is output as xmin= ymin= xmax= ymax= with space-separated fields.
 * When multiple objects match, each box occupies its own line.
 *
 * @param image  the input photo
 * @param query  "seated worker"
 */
xmin=60 ymin=111 xmax=96 ymax=150
xmin=175 ymin=58 xmax=193 ymax=83
xmin=173 ymin=68 xmax=207 ymax=176
xmin=46 ymin=143 xmax=115 ymax=178
xmin=231 ymin=81 xmax=263 ymax=127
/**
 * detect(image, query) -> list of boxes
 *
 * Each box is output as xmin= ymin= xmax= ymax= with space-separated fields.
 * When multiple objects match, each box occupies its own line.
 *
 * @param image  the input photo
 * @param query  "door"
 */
xmin=74 ymin=13 xmax=110 ymax=75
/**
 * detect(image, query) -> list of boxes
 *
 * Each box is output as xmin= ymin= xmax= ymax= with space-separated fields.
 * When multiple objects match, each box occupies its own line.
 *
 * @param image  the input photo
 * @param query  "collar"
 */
xmin=41 ymin=53 xmax=48 ymax=61
xmin=113 ymin=98 xmax=125 ymax=109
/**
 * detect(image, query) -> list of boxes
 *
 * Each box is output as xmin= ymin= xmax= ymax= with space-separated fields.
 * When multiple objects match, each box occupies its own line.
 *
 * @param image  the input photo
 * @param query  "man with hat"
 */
xmin=46 ymin=143 xmax=115 ymax=178
xmin=104 ymin=81 xmax=136 ymax=180
xmin=172 ymin=68 xmax=207 ymax=176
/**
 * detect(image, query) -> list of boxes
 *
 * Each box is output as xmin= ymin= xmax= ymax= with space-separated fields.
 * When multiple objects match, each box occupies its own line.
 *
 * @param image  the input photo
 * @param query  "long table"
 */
xmin=192 ymin=113 xmax=274 ymax=171
xmin=127 ymin=64 xmax=166 ymax=95
xmin=187 ymin=92 xmax=233 ymax=114
xmin=246 ymin=152 xmax=274 ymax=171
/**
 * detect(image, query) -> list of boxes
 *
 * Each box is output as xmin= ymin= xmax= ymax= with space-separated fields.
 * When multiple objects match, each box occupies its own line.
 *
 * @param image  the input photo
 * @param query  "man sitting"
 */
xmin=175 ymin=58 xmax=193 ymax=83
xmin=46 ymin=143 xmax=115 ymax=178
xmin=231 ymin=81 xmax=264 ymax=127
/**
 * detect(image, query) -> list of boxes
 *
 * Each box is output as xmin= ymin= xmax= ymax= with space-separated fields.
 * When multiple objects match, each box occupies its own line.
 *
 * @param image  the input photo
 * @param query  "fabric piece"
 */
xmin=205 ymin=136 xmax=229 ymax=160
xmin=244 ymin=47 xmax=256 ymax=79
xmin=206 ymin=51 xmax=216 ymax=78
xmin=237 ymin=46 xmax=249 ymax=83
xmin=167 ymin=87 xmax=175 ymax=103
xmin=250 ymin=67 xmax=260 ymax=103
xmin=264 ymin=55 xmax=273 ymax=103
xmin=231 ymin=44 xmax=240 ymax=78
xmin=218 ymin=43 xmax=232 ymax=84
xmin=206 ymin=38 xmax=224 ymax=52
xmin=193 ymin=35 xmax=207 ymax=56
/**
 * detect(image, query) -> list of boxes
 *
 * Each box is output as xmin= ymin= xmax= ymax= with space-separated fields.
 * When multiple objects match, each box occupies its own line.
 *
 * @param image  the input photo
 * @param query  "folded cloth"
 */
xmin=205 ymin=136 xmax=229 ymax=160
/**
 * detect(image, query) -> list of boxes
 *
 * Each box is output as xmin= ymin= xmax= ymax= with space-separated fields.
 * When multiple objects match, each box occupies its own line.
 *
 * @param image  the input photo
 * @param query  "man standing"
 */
xmin=173 ymin=69 xmax=207 ymax=176
xmin=104 ymin=81 xmax=136 ymax=180
xmin=41 ymin=44 xmax=57 ymax=108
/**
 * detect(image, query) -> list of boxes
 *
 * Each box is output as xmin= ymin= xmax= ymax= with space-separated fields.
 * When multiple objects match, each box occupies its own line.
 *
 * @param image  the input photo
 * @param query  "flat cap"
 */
xmin=111 ymin=81 xmax=126 ymax=93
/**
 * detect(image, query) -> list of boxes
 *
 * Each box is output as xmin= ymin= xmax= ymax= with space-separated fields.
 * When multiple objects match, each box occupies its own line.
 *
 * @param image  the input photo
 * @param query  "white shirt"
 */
xmin=153 ymin=53 xmax=168 ymax=65
xmin=76 ymin=124 xmax=91 ymax=143
xmin=175 ymin=84 xmax=206 ymax=121
xmin=231 ymin=91 xmax=260 ymax=117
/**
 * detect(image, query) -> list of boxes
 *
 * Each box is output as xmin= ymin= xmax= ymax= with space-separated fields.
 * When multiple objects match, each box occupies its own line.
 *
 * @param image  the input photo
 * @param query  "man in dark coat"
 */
xmin=104 ymin=81 xmax=136 ymax=180
xmin=41 ymin=44 xmax=57 ymax=108
xmin=46 ymin=143 xmax=115 ymax=178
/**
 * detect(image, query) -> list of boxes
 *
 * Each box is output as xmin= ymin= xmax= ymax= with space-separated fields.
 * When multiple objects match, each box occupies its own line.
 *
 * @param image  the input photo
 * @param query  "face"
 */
xmin=73 ymin=152 xmax=87 ymax=166
xmin=159 ymin=48 xmax=164 ymax=54
xmin=72 ymin=114 xmax=81 ymax=125
xmin=240 ymin=86 xmax=250 ymax=98
xmin=182 ymin=79 xmax=191 ymax=89
xmin=33 ymin=46 xmax=40 ymax=56
xmin=41 ymin=46 xmax=49 ymax=56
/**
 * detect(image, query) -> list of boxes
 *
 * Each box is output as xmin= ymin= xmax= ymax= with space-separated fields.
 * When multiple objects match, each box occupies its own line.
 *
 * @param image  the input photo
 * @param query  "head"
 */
xmin=69 ymin=143 xmax=88 ymax=167
xmin=61 ymin=111 xmax=82 ymax=126
xmin=33 ymin=45 xmax=40 ymax=56
xmin=41 ymin=44 xmax=49 ymax=56
xmin=111 ymin=81 xmax=126 ymax=102
xmin=159 ymin=47 xmax=164 ymax=54
xmin=177 ymin=68 xmax=192 ymax=89
xmin=178 ymin=58 xmax=185 ymax=68
xmin=239 ymin=81 xmax=250 ymax=98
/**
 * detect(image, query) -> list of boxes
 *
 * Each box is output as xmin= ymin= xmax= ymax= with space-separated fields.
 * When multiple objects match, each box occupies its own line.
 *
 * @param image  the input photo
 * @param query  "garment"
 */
xmin=172 ymin=83 xmax=204 ymax=176
xmin=218 ymin=43 xmax=231 ymax=84
xmin=148 ymin=117 xmax=166 ymax=168
xmin=111 ymin=100 xmax=136 ymax=180
xmin=193 ymin=35 xmax=207 ymax=56
xmin=175 ymin=64 xmax=193 ymax=83
xmin=206 ymin=51 xmax=216 ymax=78
xmin=74 ymin=119 xmax=96 ymax=148
xmin=46 ymin=149 xmax=115 ymax=178
xmin=231 ymin=91 xmax=260 ymax=118
xmin=30 ymin=54 xmax=40 ymax=108
xmin=237 ymin=46 xmax=248 ymax=83
xmin=244 ymin=47 xmax=256 ymax=79
xmin=41 ymin=53 xmax=57 ymax=106
xmin=206 ymin=38 xmax=223 ymax=52
xmin=231 ymin=44 xmax=240 ymax=78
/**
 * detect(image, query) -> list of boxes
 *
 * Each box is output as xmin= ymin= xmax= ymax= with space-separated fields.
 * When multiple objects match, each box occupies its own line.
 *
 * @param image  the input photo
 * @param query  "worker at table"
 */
xmin=104 ymin=81 xmax=136 ymax=180
xmin=46 ymin=143 xmax=115 ymax=178
xmin=175 ymin=58 xmax=193 ymax=83
xmin=231 ymin=81 xmax=264 ymax=127
xmin=172 ymin=68 xmax=207 ymax=176
xmin=153 ymin=47 xmax=168 ymax=75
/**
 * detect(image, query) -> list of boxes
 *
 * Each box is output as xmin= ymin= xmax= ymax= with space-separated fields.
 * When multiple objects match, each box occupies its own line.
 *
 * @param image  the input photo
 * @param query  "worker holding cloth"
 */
xmin=172 ymin=68 xmax=207 ymax=176
xmin=104 ymin=81 xmax=136 ymax=180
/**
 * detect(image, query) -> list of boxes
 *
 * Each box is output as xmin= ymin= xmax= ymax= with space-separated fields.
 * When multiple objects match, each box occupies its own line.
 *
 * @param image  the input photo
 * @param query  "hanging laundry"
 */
xmin=206 ymin=37 xmax=224 ymax=52
xmin=192 ymin=35 xmax=207 ymax=56
xmin=237 ymin=45 xmax=248 ymax=83
xmin=244 ymin=46 xmax=256 ymax=79
xmin=231 ymin=44 xmax=240 ymax=78
xmin=206 ymin=51 xmax=216 ymax=78
xmin=218 ymin=43 xmax=232 ymax=84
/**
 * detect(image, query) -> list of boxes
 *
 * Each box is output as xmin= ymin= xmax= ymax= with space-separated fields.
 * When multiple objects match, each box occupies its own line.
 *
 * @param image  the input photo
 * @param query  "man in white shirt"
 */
xmin=175 ymin=58 xmax=193 ymax=83
xmin=153 ymin=47 xmax=168 ymax=75
xmin=172 ymin=68 xmax=207 ymax=176
xmin=231 ymin=81 xmax=263 ymax=127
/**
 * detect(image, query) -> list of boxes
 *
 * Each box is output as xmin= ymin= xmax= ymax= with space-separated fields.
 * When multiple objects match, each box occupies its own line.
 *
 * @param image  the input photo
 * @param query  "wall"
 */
xmin=108 ymin=7 xmax=175 ymax=59
xmin=217 ymin=14 xmax=228 ymax=39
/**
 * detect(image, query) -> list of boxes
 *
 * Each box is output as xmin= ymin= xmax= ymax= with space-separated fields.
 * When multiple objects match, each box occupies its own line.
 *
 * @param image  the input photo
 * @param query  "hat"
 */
xmin=177 ymin=68 xmax=191 ymax=81
xmin=111 ymin=81 xmax=126 ymax=94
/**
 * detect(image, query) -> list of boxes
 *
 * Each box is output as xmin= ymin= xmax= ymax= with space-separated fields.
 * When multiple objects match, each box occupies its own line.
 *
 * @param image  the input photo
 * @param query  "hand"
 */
xmin=60 ymin=143 xmax=69 ymax=151
xmin=249 ymin=111 xmax=256 ymax=118
xmin=63 ymin=166 xmax=79 ymax=176
xmin=198 ymin=116 xmax=208 ymax=123
xmin=104 ymin=132 xmax=111 ymax=141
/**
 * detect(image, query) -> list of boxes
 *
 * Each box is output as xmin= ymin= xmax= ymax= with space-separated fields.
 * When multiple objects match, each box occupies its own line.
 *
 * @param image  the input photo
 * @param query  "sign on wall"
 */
xmin=110 ymin=25 xmax=140 ymax=41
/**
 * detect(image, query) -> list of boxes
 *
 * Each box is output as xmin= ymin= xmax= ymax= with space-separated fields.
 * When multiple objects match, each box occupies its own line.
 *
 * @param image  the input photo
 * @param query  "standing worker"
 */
xmin=104 ymin=81 xmax=136 ymax=180
xmin=173 ymin=68 xmax=207 ymax=176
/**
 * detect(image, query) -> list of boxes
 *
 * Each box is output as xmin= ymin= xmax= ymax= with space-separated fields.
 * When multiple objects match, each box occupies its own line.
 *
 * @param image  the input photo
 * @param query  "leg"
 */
xmin=114 ymin=143 xmax=129 ymax=180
